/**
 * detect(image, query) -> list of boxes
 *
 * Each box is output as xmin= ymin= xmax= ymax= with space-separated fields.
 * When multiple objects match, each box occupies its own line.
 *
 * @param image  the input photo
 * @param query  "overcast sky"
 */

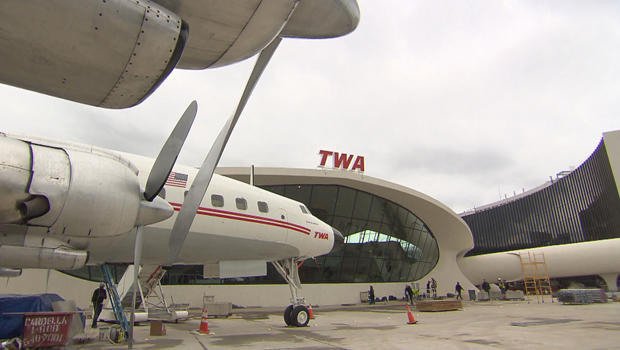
xmin=2 ymin=0 xmax=619 ymax=213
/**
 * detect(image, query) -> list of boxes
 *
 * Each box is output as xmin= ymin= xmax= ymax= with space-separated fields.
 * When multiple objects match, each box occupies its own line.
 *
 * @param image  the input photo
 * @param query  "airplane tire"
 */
xmin=292 ymin=305 xmax=310 ymax=327
xmin=283 ymin=305 xmax=294 ymax=326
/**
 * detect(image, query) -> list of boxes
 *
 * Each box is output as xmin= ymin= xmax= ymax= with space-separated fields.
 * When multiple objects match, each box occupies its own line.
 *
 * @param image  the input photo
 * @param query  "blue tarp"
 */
xmin=0 ymin=293 xmax=66 ymax=339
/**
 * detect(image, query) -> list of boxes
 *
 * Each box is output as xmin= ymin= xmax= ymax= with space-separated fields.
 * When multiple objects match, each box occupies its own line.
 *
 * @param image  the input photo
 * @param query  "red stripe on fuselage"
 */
xmin=169 ymin=202 xmax=311 ymax=235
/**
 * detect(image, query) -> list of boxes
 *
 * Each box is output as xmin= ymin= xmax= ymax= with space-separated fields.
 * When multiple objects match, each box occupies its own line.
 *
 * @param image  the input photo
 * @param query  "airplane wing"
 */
xmin=0 ymin=0 xmax=359 ymax=109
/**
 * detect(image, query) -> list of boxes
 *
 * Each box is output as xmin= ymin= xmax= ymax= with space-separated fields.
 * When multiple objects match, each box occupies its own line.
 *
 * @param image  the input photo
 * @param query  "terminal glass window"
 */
xmin=261 ymin=184 xmax=440 ymax=284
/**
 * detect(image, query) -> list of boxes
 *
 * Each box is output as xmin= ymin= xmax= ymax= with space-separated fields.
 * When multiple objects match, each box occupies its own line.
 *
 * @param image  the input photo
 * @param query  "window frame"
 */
xmin=257 ymin=201 xmax=269 ymax=213
xmin=211 ymin=194 xmax=224 ymax=207
xmin=236 ymin=197 xmax=248 ymax=210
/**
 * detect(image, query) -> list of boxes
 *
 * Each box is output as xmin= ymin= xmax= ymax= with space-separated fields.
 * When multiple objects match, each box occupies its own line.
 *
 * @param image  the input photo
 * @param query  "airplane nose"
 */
xmin=331 ymin=227 xmax=345 ymax=253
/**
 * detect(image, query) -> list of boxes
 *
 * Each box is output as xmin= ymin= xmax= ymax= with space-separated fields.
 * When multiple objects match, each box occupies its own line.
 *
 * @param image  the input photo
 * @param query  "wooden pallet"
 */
xmin=414 ymin=300 xmax=463 ymax=312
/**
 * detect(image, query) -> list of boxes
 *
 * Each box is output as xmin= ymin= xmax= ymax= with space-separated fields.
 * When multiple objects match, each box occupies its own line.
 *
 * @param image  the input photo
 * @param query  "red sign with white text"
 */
xmin=318 ymin=150 xmax=365 ymax=172
xmin=23 ymin=312 xmax=73 ymax=348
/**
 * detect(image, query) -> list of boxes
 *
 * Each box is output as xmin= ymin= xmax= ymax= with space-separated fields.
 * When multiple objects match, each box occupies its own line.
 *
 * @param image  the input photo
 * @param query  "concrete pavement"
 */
xmin=71 ymin=300 xmax=620 ymax=349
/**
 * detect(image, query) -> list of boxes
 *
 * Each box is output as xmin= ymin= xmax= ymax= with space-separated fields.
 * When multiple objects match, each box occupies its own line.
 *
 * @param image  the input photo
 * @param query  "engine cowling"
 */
xmin=0 ymin=134 xmax=156 ymax=237
xmin=0 ymin=0 xmax=187 ymax=109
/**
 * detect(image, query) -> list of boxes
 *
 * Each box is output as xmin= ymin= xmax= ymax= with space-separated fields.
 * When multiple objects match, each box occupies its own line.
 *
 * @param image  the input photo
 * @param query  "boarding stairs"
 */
xmin=518 ymin=252 xmax=553 ymax=303
xmin=115 ymin=264 xmax=188 ymax=321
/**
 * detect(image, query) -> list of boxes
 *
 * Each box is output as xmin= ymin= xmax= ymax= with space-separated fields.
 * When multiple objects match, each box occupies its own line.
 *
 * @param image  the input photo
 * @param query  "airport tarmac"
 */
xmin=74 ymin=300 xmax=620 ymax=350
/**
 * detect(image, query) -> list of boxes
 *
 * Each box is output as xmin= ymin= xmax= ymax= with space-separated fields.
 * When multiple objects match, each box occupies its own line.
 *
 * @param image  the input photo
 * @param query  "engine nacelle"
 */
xmin=0 ymin=245 xmax=88 ymax=270
xmin=0 ymin=0 xmax=187 ymax=109
xmin=0 ymin=134 xmax=144 ymax=237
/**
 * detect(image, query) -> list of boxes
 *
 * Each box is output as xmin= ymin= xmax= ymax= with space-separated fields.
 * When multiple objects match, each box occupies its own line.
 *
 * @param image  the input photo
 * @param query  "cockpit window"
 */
xmin=300 ymin=205 xmax=308 ymax=214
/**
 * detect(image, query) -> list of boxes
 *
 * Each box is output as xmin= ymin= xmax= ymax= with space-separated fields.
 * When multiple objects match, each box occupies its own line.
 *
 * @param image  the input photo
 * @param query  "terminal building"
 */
xmin=3 ymin=132 xmax=619 ymax=308
xmin=459 ymin=130 xmax=620 ymax=291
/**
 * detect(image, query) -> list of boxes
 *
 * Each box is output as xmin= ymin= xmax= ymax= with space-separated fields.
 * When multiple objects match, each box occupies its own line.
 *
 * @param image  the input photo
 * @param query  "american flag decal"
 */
xmin=165 ymin=171 xmax=188 ymax=188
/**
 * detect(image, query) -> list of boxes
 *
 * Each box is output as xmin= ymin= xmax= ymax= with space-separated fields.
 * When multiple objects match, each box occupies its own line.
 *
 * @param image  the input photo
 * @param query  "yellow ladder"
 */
xmin=518 ymin=251 xmax=553 ymax=303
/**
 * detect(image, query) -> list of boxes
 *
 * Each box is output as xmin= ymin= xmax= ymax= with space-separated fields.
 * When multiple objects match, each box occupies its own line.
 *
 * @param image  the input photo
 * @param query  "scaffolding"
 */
xmin=518 ymin=251 xmax=553 ymax=303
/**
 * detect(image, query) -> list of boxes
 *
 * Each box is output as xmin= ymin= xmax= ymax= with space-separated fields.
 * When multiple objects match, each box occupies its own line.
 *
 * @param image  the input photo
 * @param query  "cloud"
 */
xmin=1 ymin=0 xmax=619 ymax=214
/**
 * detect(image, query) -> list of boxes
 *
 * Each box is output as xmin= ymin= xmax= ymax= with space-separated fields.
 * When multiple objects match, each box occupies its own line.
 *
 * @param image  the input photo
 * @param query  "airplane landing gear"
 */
xmin=273 ymin=258 xmax=310 ymax=327
xmin=284 ymin=304 xmax=310 ymax=327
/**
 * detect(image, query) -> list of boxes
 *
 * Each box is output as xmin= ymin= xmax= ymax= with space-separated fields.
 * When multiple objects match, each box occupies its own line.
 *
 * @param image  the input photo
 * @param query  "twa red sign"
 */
xmin=318 ymin=150 xmax=365 ymax=172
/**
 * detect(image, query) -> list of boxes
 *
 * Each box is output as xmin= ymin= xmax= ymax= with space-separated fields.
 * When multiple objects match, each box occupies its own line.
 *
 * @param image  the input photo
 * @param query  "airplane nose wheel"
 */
xmin=283 ymin=304 xmax=309 ymax=327
xmin=292 ymin=305 xmax=309 ymax=327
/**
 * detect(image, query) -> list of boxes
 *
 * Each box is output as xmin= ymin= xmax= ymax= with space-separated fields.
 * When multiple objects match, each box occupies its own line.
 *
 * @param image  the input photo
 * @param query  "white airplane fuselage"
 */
xmin=89 ymin=153 xmax=336 ymax=265
xmin=0 ymin=133 xmax=339 ymax=270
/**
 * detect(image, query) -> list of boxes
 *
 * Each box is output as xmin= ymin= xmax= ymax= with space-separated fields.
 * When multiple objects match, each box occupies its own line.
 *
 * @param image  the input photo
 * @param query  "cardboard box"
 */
xmin=150 ymin=320 xmax=166 ymax=336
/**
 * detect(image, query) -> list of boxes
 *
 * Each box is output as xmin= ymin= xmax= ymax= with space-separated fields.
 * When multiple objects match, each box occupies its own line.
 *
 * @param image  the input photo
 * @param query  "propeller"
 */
xmin=167 ymin=36 xmax=283 ymax=264
xmin=144 ymin=101 xmax=198 ymax=201
xmin=128 ymin=101 xmax=198 ymax=348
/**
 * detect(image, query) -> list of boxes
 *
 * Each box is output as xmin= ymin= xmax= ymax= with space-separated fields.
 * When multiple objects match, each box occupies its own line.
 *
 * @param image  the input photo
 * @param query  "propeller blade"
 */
xmin=143 ymin=101 xmax=198 ymax=202
xmin=167 ymin=37 xmax=283 ymax=264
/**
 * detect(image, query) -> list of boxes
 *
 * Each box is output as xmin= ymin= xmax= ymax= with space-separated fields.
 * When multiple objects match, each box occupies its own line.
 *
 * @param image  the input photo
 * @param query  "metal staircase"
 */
xmin=518 ymin=251 xmax=553 ymax=303
xmin=119 ymin=265 xmax=164 ymax=309
xmin=101 ymin=264 xmax=130 ymax=339
xmin=114 ymin=264 xmax=187 ymax=321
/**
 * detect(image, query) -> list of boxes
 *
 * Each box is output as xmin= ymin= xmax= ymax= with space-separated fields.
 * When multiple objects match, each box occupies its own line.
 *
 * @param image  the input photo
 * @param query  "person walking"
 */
xmin=431 ymin=278 xmax=437 ymax=298
xmin=405 ymin=285 xmax=414 ymax=305
xmin=481 ymin=279 xmax=491 ymax=300
xmin=426 ymin=280 xmax=431 ymax=299
xmin=497 ymin=278 xmax=506 ymax=299
xmin=455 ymin=282 xmax=463 ymax=300
xmin=91 ymin=283 xmax=107 ymax=328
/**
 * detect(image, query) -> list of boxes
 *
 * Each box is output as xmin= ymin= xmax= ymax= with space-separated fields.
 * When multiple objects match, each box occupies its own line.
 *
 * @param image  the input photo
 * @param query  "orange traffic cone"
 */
xmin=406 ymin=305 xmax=417 ymax=324
xmin=199 ymin=308 xmax=210 ymax=333
xmin=308 ymin=304 xmax=315 ymax=319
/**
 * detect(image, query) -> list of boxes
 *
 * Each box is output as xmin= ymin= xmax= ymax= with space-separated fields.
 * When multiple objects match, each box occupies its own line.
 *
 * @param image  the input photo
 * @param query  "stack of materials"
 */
xmin=415 ymin=300 xmax=463 ymax=312
xmin=558 ymin=289 xmax=606 ymax=304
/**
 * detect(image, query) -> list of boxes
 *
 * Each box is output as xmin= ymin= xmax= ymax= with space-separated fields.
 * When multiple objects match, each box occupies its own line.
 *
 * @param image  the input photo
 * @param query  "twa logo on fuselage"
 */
xmin=318 ymin=150 xmax=365 ymax=172
xmin=314 ymin=232 xmax=329 ymax=240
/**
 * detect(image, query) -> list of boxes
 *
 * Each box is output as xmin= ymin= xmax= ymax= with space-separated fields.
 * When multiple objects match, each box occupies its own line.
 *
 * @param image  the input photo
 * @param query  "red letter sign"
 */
xmin=351 ymin=156 xmax=365 ymax=172
xmin=318 ymin=150 xmax=365 ymax=172
xmin=318 ymin=150 xmax=333 ymax=166
xmin=333 ymin=153 xmax=354 ymax=169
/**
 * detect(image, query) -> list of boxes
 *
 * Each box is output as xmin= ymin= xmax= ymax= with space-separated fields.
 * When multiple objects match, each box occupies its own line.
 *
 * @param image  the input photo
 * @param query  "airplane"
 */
xmin=0 ymin=0 xmax=360 ymax=109
xmin=0 ymin=128 xmax=343 ymax=328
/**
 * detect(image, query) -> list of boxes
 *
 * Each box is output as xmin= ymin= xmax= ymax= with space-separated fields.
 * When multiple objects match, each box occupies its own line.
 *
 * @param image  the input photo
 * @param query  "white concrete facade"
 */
xmin=604 ymin=130 xmax=620 ymax=196
xmin=459 ymin=238 xmax=620 ymax=291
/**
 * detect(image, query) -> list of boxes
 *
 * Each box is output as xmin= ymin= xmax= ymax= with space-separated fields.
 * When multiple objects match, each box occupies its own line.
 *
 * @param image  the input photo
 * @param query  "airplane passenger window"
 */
xmin=236 ymin=198 xmax=248 ymax=210
xmin=257 ymin=201 xmax=269 ymax=213
xmin=211 ymin=194 xmax=224 ymax=207
xmin=300 ymin=205 xmax=308 ymax=214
